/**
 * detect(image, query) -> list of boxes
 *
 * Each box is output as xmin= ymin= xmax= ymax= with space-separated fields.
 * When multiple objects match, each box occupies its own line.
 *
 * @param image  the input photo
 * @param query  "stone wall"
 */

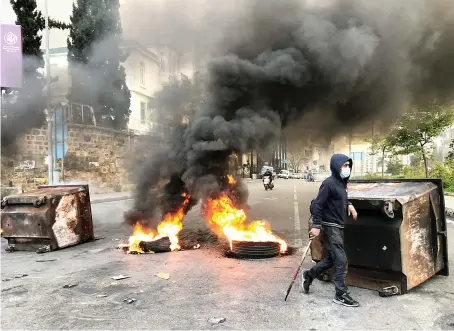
xmin=1 ymin=124 xmax=142 ymax=194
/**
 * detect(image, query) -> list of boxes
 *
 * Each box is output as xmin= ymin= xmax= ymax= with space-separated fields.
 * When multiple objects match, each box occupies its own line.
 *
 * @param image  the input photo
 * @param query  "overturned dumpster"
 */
xmin=310 ymin=179 xmax=449 ymax=296
xmin=1 ymin=185 xmax=94 ymax=253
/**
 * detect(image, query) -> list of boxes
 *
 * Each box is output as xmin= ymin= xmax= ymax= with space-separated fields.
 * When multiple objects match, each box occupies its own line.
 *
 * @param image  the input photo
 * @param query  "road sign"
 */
xmin=0 ymin=24 xmax=22 ymax=88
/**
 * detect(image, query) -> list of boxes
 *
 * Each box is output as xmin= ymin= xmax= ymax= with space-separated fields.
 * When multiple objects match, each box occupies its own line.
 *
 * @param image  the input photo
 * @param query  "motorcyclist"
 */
xmin=263 ymin=169 xmax=274 ymax=184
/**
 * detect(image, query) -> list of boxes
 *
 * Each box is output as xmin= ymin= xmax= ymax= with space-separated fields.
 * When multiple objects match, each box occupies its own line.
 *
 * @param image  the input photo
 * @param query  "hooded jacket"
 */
xmin=311 ymin=153 xmax=353 ymax=229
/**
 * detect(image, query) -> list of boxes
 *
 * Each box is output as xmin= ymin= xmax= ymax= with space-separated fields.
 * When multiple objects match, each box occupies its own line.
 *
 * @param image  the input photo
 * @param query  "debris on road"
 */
xmin=96 ymin=293 xmax=108 ymax=298
xmin=36 ymin=259 xmax=57 ymax=262
xmin=2 ymin=274 xmax=28 ymax=282
xmin=1 ymin=285 xmax=26 ymax=292
xmin=36 ymin=246 xmax=51 ymax=254
xmin=156 ymin=272 xmax=170 ymax=280
xmin=123 ymin=298 xmax=136 ymax=304
xmin=208 ymin=317 xmax=226 ymax=324
xmin=63 ymin=284 xmax=78 ymax=288
xmin=111 ymin=275 xmax=130 ymax=280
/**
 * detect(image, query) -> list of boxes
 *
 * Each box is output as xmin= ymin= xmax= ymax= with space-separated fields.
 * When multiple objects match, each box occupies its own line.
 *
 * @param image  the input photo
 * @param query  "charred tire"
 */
xmin=231 ymin=240 xmax=280 ymax=259
xmin=139 ymin=236 xmax=172 ymax=253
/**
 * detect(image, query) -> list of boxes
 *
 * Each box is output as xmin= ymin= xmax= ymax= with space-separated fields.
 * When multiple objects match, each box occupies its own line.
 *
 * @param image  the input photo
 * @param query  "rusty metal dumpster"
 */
xmin=1 ymin=185 xmax=94 ymax=253
xmin=309 ymin=179 xmax=449 ymax=295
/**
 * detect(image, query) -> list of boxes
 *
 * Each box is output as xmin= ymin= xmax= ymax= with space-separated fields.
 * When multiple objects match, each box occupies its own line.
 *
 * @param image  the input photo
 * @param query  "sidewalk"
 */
xmin=444 ymin=196 xmax=454 ymax=220
xmin=90 ymin=191 xmax=132 ymax=204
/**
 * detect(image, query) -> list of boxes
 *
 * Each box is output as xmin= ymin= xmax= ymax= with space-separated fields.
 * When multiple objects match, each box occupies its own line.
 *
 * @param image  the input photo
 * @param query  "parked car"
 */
xmin=277 ymin=170 xmax=290 ymax=179
xmin=294 ymin=172 xmax=303 ymax=179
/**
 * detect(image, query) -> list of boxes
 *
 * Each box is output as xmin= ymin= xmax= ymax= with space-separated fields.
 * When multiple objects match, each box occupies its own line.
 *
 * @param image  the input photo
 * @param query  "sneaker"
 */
xmin=302 ymin=270 xmax=313 ymax=294
xmin=333 ymin=293 xmax=360 ymax=307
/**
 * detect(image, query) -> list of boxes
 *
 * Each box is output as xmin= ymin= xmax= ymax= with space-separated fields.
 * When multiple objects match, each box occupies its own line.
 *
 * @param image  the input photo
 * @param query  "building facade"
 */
xmin=44 ymin=40 xmax=185 ymax=136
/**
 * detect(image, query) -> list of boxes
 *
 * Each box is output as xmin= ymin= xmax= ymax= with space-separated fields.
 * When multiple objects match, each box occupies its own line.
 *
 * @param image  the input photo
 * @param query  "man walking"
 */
xmin=303 ymin=153 xmax=359 ymax=307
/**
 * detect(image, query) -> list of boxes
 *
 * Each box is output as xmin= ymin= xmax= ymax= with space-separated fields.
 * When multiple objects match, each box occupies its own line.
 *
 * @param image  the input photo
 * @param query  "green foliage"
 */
xmin=386 ymin=157 xmax=403 ymax=176
xmin=390 ymin=102 xmax=454 ymax=177
xmin=67 ymin=0 xmax=131 ymax=130
xmin=402 ymin=165 xmax=425 ymax=178
xmin=410 ymin=154 xmax=422 ymax=167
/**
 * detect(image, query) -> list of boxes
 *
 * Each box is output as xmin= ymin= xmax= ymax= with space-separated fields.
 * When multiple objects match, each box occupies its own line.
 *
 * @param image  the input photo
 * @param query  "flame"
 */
xmin=227 ymin=174 xmax=236 ymax=185
xmin=126 ymin=193 xmax=190 ymax=253
xmin=203 ymin=192 xmax=288 ymax=253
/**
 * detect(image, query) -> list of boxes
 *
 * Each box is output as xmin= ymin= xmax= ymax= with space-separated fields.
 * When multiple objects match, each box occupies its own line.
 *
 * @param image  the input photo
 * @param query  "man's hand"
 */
xmin=348 ymin=204 xmax=358 ymax=220
xmin=309 ymin=228 xmax=321 ymax=239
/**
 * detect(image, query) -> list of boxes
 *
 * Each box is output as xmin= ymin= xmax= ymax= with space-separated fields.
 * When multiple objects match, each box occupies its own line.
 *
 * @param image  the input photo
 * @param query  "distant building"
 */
xmin=43 ymin=40 xmax=186 ymax=137
xmin=434 ymin=124 xmax=454 ymax=161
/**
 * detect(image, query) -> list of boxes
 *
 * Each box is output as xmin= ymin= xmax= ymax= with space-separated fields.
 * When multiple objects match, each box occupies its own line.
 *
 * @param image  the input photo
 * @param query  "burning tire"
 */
xmin=138 ymin=237 xmax=171 ymax=253
xmin=230 ymin=240 xmax=281 ymax=259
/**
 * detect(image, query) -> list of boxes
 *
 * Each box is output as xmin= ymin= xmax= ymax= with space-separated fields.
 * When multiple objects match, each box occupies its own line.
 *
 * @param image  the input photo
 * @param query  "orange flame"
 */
xmin=227 ymin=174 xmax=236 ymax=185
xmin=126 ymin=193 xmax=190 ymax=253
xmin=203 ymin=192 xmax=288 ymax=253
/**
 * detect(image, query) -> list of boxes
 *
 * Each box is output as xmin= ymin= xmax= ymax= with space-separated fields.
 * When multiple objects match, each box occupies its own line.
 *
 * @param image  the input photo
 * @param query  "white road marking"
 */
xmin=294 ymin=184 xmax=303 ymax=247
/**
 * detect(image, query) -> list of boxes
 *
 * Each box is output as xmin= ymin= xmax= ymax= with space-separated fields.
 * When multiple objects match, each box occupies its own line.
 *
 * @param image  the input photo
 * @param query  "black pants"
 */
xmin=307 ymin=226 xmax=348 ymax=295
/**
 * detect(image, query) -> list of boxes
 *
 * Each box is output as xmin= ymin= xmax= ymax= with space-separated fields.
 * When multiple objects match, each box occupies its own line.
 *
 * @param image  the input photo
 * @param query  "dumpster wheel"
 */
xmin=378 ymin=286 xmax=399 ymax=297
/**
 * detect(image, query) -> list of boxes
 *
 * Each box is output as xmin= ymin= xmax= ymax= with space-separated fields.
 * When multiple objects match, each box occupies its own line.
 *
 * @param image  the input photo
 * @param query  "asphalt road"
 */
xmin=1 ymin=179 xmax=454 ymax=330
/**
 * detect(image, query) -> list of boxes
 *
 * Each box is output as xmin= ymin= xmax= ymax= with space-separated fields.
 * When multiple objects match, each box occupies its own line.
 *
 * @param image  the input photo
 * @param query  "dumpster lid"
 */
xmin=348 ymin=181 xmax=438 ymax=204
xmin=3 ymin=185 xmax=86 ymax=205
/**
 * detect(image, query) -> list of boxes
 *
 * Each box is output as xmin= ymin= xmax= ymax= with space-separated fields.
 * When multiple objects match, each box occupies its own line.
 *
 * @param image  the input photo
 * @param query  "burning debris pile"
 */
xmin=119 ymin=193 xmax=190 ymax=253
xmin=202 ymin=176 xmax=287 ymax=254
xmin=120 ymin=175 xmax=287 ymax=256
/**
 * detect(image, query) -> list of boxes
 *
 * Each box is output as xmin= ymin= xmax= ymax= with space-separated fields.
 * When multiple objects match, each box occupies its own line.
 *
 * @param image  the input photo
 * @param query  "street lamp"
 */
xmin=44 ymin=0 xmax=54 ymax=185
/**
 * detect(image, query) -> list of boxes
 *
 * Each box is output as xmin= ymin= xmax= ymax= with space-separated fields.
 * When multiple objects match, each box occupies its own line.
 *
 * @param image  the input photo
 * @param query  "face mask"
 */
xmin=340 ymin=167 xmax=351 ymax=179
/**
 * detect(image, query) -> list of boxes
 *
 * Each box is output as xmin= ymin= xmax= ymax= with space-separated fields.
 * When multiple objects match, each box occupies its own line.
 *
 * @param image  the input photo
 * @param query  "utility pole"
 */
xmin=44 ymin=0 xmax=53 ymax=185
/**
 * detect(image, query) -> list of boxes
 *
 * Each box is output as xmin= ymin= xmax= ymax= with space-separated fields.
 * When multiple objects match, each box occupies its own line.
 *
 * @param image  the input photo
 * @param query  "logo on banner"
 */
xmin=4 ymin=31 xmax=18 ymax=45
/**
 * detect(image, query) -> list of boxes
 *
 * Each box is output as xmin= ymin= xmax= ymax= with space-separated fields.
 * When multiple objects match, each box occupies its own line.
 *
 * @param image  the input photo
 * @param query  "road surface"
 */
xmin=1 ymin=179 xmax=453 ymax=330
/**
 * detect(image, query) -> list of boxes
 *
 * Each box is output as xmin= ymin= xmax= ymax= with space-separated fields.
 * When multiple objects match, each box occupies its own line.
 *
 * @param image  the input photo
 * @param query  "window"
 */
xmin=140 ymin=62 xmax=145 ymax=85
xmin=140 ymin=102 xmax=146 ymax=123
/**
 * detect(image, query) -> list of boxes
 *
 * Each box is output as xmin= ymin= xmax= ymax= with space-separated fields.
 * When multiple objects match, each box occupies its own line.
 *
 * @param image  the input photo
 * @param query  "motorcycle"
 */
xmin=263 ymin=175 xmax=274 ymax=190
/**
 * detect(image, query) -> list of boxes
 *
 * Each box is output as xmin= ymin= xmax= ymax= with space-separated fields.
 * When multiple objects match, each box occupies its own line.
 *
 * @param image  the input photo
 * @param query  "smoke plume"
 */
xmin=1 ymin=56 xmax=46 ymax=157
xmin=129 ymin=0 xmax=454 ymax=221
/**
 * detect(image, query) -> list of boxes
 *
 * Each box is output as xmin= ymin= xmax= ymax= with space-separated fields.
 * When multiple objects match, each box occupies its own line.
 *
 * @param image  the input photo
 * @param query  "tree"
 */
xmin=153 ymin=75 xmax=206 ymax=128
xmin=67 ymin=0 xmax=131 ymax=130
xmin=287 ymin=147 xmax=308 ymax=173
xmin=368 ymin=135 xmax=395 ymax=177
xmin=410 ymin=154 xmax=422 ymax=167
xmin=1 ymin=0 xmax=69 ymax=155
xmin=448 ymin=140 xmax=454 ymax=159
xmin=391 ymin=102 xmax=454 ymax=177
xmin=386 ymin=157 xmax=403 ymax=176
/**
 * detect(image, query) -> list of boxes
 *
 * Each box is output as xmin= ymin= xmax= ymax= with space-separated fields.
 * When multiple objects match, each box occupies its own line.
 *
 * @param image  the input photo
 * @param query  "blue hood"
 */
xmin=330 ymin=153 xmax=353 ymax=180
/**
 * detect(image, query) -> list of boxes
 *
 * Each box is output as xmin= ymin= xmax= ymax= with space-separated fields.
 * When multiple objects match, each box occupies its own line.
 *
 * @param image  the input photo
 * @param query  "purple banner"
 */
xmin=0 ymin=24 xmax=22 ymax=88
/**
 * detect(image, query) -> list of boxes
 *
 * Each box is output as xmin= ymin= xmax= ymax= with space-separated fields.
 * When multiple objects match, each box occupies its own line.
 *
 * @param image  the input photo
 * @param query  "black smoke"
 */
xmin=130 ymin=0 xmax=454 ymax=222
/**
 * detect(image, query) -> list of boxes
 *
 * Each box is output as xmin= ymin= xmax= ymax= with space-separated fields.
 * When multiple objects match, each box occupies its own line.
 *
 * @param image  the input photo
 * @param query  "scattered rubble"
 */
xmin=2 ymin=274 xmax=28 ymax=282
xmin=111 ymin=275 xmax=130 ymax=280
xmin=36 ymin=259 xmax=57 ymax=262
xmin=208 ymin=317 xmax=226 ymax=324
xmin=156 ymin=272 xmax=170 ymax=280
xmin=123 ymin=298 xmax=136 ymax=304
xmin=63 ymin=284 xmax=78 ymax=288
